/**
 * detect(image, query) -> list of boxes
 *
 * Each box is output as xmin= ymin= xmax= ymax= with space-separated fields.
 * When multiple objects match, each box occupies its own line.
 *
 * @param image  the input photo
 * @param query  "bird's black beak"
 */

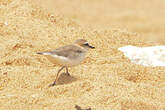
xmin=88 ymin=44 xmax=95 ymax=49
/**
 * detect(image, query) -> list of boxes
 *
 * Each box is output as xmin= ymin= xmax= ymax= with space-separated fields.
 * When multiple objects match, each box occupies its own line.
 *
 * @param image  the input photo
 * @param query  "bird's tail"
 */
xmin=37 ymin=52 xmax=51 ymax=55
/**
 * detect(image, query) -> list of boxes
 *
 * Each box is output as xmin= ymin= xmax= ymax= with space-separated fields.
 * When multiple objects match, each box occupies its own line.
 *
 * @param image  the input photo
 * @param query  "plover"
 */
xmin=37 ymin=39 xmax=95 ymax=86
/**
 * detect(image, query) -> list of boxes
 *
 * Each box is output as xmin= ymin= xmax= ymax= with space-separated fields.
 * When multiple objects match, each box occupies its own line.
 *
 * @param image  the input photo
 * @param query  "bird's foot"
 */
xmin=66 ymin=72 xmax=70 ymax=76
xmin=48 ymin=82 xmax=56 ymax=87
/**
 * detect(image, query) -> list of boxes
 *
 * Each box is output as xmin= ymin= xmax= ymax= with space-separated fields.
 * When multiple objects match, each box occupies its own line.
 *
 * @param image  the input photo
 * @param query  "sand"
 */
xmin=0 ymin=0 xmax=165 ymax=110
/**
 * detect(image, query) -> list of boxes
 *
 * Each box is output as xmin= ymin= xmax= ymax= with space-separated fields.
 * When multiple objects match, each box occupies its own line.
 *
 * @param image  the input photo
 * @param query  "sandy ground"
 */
xmin=0 ymin=0 xmax=165 ymax=110
xmin=34 ymin=0 xmax=165 ymax=45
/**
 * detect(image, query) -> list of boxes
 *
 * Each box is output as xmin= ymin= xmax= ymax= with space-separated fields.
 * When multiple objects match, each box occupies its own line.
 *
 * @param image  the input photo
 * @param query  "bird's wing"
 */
xmin=48 ymin=45 xmax=85 ymax=59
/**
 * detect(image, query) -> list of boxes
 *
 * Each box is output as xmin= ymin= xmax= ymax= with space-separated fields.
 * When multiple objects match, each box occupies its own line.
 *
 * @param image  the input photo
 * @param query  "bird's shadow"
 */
xmin=56 ymin=72 xmax=77 ymax=85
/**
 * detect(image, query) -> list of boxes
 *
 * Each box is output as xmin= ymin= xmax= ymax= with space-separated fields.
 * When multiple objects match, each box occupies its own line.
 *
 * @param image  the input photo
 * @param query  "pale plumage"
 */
xmin=37 ymin=39 xmax=95 ymax=86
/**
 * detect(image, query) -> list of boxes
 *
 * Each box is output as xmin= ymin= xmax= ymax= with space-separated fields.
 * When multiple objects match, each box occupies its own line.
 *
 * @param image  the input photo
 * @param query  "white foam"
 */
xmin=118 ymin=45 xmax=165 ymax=67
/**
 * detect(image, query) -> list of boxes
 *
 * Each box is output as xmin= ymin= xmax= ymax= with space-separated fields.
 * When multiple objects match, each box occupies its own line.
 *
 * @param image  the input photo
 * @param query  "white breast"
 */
xmin=45 ymin=53 xmax=86 ymax=67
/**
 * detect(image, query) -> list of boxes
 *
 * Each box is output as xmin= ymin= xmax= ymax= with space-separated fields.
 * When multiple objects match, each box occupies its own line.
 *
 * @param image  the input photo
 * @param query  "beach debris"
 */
xmin=4 ymin=21 xmax=8 ymax=26
xmin=118 ymin=45 xmax=165 ymax=67
xmin=75 ymin=105 xmax=91 ymax=110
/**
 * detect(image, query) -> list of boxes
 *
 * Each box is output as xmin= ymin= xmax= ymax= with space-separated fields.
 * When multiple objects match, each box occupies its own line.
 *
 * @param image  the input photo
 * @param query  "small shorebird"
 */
xmin=37 ymin=39 xmax=95 ymax=86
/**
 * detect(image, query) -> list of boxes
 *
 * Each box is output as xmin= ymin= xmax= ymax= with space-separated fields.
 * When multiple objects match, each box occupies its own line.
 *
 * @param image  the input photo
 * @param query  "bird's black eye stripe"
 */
xmin=84 ymin=43 xmax=89 ymax=46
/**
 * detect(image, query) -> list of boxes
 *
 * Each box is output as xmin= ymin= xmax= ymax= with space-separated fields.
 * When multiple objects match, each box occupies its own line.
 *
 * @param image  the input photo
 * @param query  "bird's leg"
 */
xmin=49 ymin=66 xmax=65 ymax=87
xmin=65 ymin=67 xmax=70 ymax=76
